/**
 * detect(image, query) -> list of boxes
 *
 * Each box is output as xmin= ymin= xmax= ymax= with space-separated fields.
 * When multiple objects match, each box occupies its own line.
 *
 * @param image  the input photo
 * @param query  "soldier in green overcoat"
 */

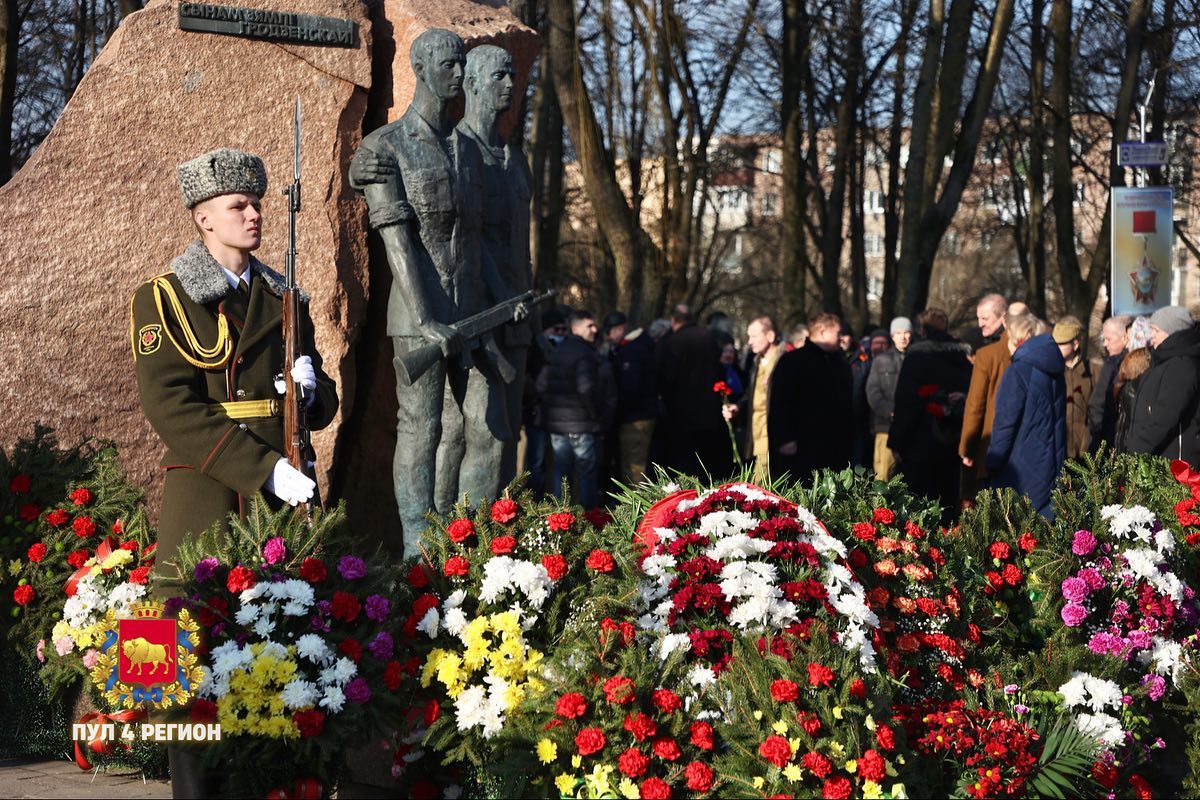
xmin=129 ymin=147 xmax=338 ymax=580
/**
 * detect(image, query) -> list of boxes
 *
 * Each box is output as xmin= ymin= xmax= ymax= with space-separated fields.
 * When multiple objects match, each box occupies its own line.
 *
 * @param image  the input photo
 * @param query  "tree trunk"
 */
xmin=528 ymin=59 xmax=564 ymax=288
xmin=780 ymin=0 xmax=807 ymax=324
xmin=0 ymin=0 xmax=17 ymax=185
xmin=1026 ymin=0 xmax=1047 ymax=317
xmin=879 ymin=0 xmax=917 ymax=323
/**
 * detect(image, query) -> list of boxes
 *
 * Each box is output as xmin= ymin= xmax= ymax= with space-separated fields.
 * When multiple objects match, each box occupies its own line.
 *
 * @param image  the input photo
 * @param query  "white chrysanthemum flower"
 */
xmin=705 ymin=534 xmax=774 ymax=561
xmin=687 ymin=665 xmax=716 ymax=687
xmin=444 ymin=589 xmax=467 ymax=610
xmin=417 ymin=607 xmax=440 ymax=638
xmin=332 ymin=656 xmax=358 ymax=684
xmin=235 ymin=604 xmax=260 ymax=626
xmin=319 ymin=685 xmax=345 ymax=714
xmin=662 ymin=481 xmax=681 ymax=494
xmin=1075 ymin=712 xmax=1125 ymax=749
xmin=209 ymin=676 xmax=230 ymax=699
xmin=676 ymin=496 xmax=701 ymax=512
xmin=725 ymin=483 xmax=771 ymax=502
xmin=443 ymin=607 xmax=468 ymax=637
xmin=282 ymin=601 xmax=309 ymax=617
xmin=806 ymin=530 xmax=848 ymax=560
xmin=1102 ymin=504 xmax=1157 ymax=543
xmin=239 ymin=583 xmax=269 ymax=604
xmin=1154 ymin=529 xmax=1176 ymax=556
xmin=253 ymin=616 xmax=276 ymax=638
xmin=728 ymin=595 xmax=772 ymax=628
xmin=211 ymin=644 xmax=253 ymax=678
xmin=1144 ymin=637 xmax=1186 ymax=685
xmin=1121 ymin=548 xmax=1185 ymax=602
xmin=260 ymin=640 xmax=288 ymax=661
xmin=280 ymin=678 xmax=320 ymax=710
xmin=296 ymin=633 xmax=331 ymax=664
xmin=195 ymin=666 xmax=213 ymax=696
xmin=653 ymin=526 xmax=678 ymax=543
xmin=454 ymin=685 xmax=488 ymax=731
xmin=696 ymin=509 xmax=758 ymax=539
xmin=108 ymin=582 xmax=148 ymax=616
xmin=1057 ymin=673 xmax=1089 ymax=708
xmin=658 ymin=633 xmax=691 ymax=661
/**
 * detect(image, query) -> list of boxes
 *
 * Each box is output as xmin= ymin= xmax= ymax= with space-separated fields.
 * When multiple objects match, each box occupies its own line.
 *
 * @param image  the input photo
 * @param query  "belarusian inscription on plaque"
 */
xmin=177 ymin=3 xmax=357 ymax=47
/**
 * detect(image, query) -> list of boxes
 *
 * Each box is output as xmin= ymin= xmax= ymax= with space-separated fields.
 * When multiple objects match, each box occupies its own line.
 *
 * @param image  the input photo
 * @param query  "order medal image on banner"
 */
xmin=1111 ymin=186 xmax=1174 ymax=316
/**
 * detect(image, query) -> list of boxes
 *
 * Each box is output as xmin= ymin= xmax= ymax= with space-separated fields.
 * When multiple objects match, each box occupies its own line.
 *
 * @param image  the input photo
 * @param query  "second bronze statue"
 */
xmin=350 ymin=30 xmax=538 ymax=557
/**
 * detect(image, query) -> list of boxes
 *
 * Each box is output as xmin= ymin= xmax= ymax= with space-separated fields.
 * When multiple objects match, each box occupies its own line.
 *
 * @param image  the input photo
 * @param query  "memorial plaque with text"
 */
xmin=178 ymin=3 xmax=357 ymax=47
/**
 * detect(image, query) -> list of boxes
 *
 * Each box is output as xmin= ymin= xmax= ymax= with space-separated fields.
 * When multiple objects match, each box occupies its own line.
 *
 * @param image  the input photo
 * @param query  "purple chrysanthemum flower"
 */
xmin=365 ymin=594 xmax=391 ymax=622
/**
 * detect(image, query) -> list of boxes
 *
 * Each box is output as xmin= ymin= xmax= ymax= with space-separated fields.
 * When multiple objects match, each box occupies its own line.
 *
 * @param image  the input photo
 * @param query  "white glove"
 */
xmin=274 ymin=356 xmax=317 ymax=406
xmin=263 ymin=458 xmax=315 ymax=506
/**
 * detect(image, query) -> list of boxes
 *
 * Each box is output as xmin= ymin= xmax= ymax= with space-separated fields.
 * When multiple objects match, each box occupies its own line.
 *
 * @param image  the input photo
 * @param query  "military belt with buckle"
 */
xmin=213 ymin=399 xmax=281 ymax=419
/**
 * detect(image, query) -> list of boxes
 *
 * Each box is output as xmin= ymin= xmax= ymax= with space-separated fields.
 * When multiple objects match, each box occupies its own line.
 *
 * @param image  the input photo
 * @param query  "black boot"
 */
xmin=168 ymin=744 xmax=218 ymax=799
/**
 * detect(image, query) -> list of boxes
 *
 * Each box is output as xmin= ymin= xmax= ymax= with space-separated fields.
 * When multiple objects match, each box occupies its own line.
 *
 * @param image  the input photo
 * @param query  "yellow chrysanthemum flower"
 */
xmin=861 ymin=780 xmax=883 ymax=799
xmin=844 ymin=759 xmax=858 ymax=773
xmin=8 ymin=560 xmax=22 ymax=576
xmin=555 ymin=774 xmax=577 ymax=795
xmin=783 ymin=765 xmax=802 ymax=782
xmin=536 ymin=738 xmax=557 ymax=764
xmin=618 ymin=778 xmax=640 ymax=799
xmin=772 ymin=720 xmax=789 ymax=734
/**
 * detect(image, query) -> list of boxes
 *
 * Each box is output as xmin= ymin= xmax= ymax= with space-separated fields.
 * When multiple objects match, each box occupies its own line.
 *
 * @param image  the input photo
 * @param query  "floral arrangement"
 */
xmin=164 ymin=500 xmax=412 ymax=797
xmin=630 ymin=482 xmax=880 ymax=677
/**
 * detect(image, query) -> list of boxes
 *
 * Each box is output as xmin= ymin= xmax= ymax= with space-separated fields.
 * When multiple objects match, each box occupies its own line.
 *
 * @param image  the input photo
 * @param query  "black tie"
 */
xmin=237 ymin=277 xmax=249 ymax=297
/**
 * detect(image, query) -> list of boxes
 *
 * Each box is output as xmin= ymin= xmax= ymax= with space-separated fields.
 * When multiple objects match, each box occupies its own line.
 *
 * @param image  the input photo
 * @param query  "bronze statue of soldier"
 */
xmin=350 ymin=28 xmax=522 ymax=556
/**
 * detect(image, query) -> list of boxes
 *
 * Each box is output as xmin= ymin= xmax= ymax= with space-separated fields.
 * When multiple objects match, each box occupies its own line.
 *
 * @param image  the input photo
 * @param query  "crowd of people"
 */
xmin=523 ymin=294 xmax=1200 ymax=522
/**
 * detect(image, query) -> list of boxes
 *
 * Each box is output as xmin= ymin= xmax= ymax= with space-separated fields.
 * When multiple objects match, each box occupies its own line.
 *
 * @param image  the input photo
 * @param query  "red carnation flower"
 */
xmin=69 ymin=487 xmax=93 ymax=506
xmin=584 ymin=507 xmax=613 ymax=530
xmin=1091 ymin=762 xmax=1119 ymax=790
xmin=640 ymin=777 xmax=671 ymax=800
xmin=652 ymin=689 xmax=681 ymax=714
xmin=618 ymin=747 xmax=650 ymax=778
xmin=112 ymin=519 xmax=124 ymax=534
xmin=685 ymin=762 xmax=714 ymax=793
xmin=1002 ymin=562 xmax=1023 ymax=585
xmin=490 ymin=498 xmax=519 ymax=524
xmin=18 ymin=503 xmax=40 ymax=522
xmin=586 ymin=549 xmax=615 ymax=573
xmin=712 ymin=380 xmax=731 ymax=396
xmin=770 ymin=679 xmax=799 ymax=702
xmin=9 ymin=474 xmax=32 ymax=493
xmin=13 ymin=585 xmax=35 ymax=606
xmin=758 ymin=735 xmax=792 ymax=768
xmin=823 ymin=776 xmax=852 ymax=800
xmin=67 ymin=549 xmax=89 ymax=569
xmin=45 ymin=508 xmax=69 ymax=527
xmin=690 ymin=721 xmax=714 ymax=750
xmin=849 ymin=678 xmax=867 ymax=699
xmin=652 ymin=737 xmax=681 ymax=762
xmin=547 ymin=512 xmax=576 ymax=531
xmin=852 ymin=522 xmax=877 ymax=542
xmin=904 ymin=519 xmax=925 ymax=539
xmin=407 ymin=563 xmax=429 ymax=589
xmin=575 ymin=727 xmax=606 ymax=756
xmin=988 ymin=541 xmax=1010 ymax=560
xmin=119 ymin=540 xmax=138 ymax=551
xmin=331 ymin=591 xmax=361 ymax=622
xmin=26 ymin=542 xmax=47 ymax=563
xmin=72 ymin=516 xmax=96 ymax=538
xmin=129 ymin=566 xmax=151 ymax=585
xmin=798 ymin=712 xmax=821 ymax=736
xmin=1130 ymin=774 xmax=1151 ymax=800
xmin=446 ymin=518 xmax=476 ymax=543
xmin=384 ymin=661 xmax=403 ymax=691
xmin=293 ymin=709 xmax=325 ymax=738
xmin=807 ymin=662 xmax=834 ymax=687
xmin=801 ymin=751 xmax=832 ymax=778
xmin=926 ymin=402 xmax=947 ymax=418
xmin=556 ymin=692 xmax=588 ymax=719
xmin=443 ymin=556 xmax=469 ymax=577
xmin=1017 ymin=532 xmax=1038 ymax=552
xmin=300 ymin=557 xmax=327 ymax=583
xmin=542 ymin=553 xmax=568 ymax=580
xmin=917 ymin=383 xmax=939 ymax=398
xmin=872 ymin=507 xmax=896 ymax=525
xmin=189 ymin=698 xmax=218 ymax=724
xmin=858 ymin=749 xmax=886 ymax=782
xmin=875 ymin=723 xmax=895 ymax=751
xmin=490 ymin=535 xmax=516 ymax=556
xmin=338 ymin=637 xmax=362 ymax=662
xmin=603 ymin=675 xmax=636 ymax=705
xmin=624 ymin=712 xmax=657 ymax=741
xmin=226 ymin=564 xmax=256 ymax=593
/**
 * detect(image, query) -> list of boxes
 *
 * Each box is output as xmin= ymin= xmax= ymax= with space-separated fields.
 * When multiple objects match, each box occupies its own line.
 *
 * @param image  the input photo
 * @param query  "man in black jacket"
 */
xmin=1127 ymin=306 xmax=1200 ymax=466
xmin=609 ymin=315 xmax=658 ymax=485
xmin=656 ymin=305 xmax=732 ymax=478
xmin=536 ymin=310 xmax=615 ymax=508
xmin=767 ymin=313 xmax=853 ymax=482
xmin=888 ymin=308 xmax=972 ymax=519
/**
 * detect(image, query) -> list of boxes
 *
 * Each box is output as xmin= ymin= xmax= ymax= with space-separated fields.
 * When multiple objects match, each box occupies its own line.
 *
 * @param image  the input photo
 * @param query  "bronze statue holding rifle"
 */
xmin=350 ymin=29 xmax=540 ymax=556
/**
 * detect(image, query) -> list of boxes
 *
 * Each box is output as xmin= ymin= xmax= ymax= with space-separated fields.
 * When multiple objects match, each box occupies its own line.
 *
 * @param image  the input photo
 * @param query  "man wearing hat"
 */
xmin=1052 ymin=316 xmax=1093 ymax=459
xmin=130 ymin=147 xmax=338 ymax=796
xmin=1127 ymin=305 xmax=1200 ymax=465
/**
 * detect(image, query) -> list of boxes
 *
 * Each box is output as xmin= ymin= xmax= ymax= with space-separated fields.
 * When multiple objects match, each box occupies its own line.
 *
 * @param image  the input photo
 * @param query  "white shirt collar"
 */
xmin=221 ymin=266 xmax=251 ymax=291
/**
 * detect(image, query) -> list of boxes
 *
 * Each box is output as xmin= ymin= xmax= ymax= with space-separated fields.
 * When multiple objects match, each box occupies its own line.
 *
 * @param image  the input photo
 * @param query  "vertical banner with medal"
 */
xmin=1111 ymin=186 xmax=1174 ymax=315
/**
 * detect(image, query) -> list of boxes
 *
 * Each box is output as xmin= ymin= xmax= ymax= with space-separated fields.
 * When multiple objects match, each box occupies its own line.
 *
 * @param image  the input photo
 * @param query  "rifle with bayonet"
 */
xmin=282 ymin=97 xmax=318 ymax=509
xmin=396 ymin=288 xmax=558 ymax=387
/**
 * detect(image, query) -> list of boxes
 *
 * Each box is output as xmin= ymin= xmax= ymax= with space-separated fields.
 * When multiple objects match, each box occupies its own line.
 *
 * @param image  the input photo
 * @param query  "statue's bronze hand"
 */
xmin=421 ymin=320 xmax=462 ymax=357
xmin=349 ymin=149 xmax=394 ymax=185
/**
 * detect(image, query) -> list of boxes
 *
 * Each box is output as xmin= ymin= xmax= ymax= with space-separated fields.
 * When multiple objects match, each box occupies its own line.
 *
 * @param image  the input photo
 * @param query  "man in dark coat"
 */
xmin=865 ymin=317 xmax=912 ymax=479
xmin=536 ymin=310 xmax=615 ymax=508
xmin=986 ymin=319 xmax=1066 ymax=519
xmin=767 ymin=313 xmax=853 ymax=482
xmin=655 ymin=306 xmax=731 ymax=478
xmin=610 ymin=316 xmax=658 ymax=485
xmin=889 ymin=308 xmax=972 ymax=519
xmin=1127 ymin=306 xmax=1200 ymax=466
xmin=1087 ymin=315 xmax=1131 ymax=452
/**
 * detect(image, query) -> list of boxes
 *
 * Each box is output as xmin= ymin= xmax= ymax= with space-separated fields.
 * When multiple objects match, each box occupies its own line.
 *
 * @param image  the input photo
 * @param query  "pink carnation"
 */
xmin=1061 ymin=602 xmax=1089 ymax=627
xmin=1061 ymin=577 xmax=1090 ymax=603
xmin=262 ymin=536 xmax=287 ymax=565
xmin=54 ymin=636 xmax=74 ymax=656
xmin=82 ymin=649 xmax=101 ymax=669
xmin=1078 ymin=567 xmax=1105 ymax=590
xmin=1072 ymin=530 xmax=1097 ymax=556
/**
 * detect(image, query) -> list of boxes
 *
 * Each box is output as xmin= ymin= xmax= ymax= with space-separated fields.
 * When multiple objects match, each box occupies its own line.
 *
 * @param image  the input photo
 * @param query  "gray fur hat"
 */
xmin=177 ymin=148 xmax=268 ymax=208
xmin=1149 ymin=305 xmax=1193 ymax=336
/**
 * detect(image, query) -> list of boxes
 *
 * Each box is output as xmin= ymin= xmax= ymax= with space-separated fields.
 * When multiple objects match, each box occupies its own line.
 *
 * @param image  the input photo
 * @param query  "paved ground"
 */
xmin=0 ymin=758 xmax=171 ymax=799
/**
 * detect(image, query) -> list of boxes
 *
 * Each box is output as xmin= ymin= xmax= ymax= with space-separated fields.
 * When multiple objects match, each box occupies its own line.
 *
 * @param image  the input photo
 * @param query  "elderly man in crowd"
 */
xmin=1087 ymin=315 xmax=1132 ymax=451
xmin=1052 ymin=316 xmax=1093 ymax=459
xmin=865 ymin=317 xmax=912 ymax=479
